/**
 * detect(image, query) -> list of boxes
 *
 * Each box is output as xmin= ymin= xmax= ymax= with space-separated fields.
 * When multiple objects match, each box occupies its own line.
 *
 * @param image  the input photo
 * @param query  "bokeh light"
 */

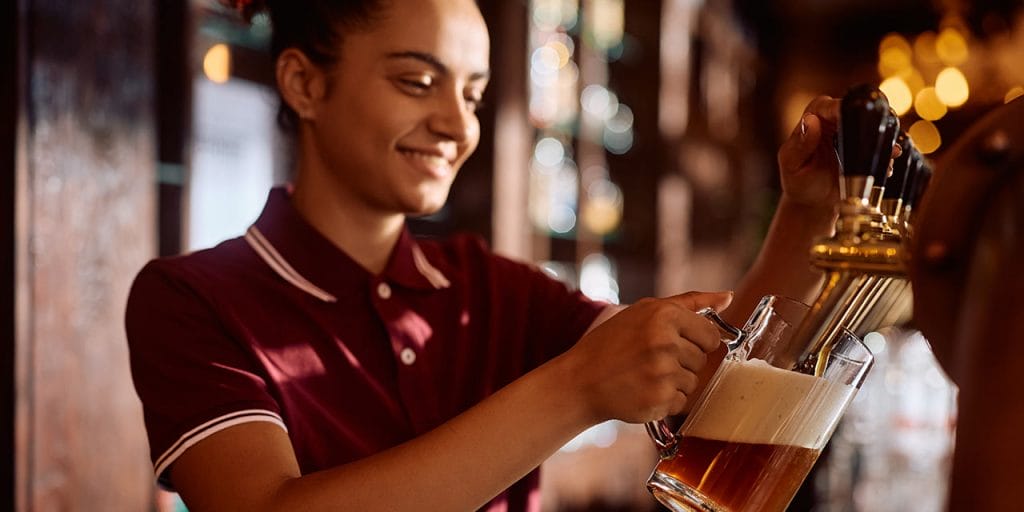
xmin=913 ymin=31 xmax=941 ymax=66
xmin=934 ymin=67 xmax=969 ymax=107
xmin=202 ymin=43 xmax=231 ymax=84
xmin=534 ymin=137 xmax=566 ymax=168
xmin=935 ymin=27 xmax=968 ymax=66
xmin=914 ymin=87 xmax=947 ymax=121
xmin=908 ymin=120 xmax=942 ymax=154
xmin=580 ymin=179 xmax=623 ymax=235
xmin=880 ymin=77 xmax=913 ymax=115
xmin=877 ymin=33 xmax=913 ymax=78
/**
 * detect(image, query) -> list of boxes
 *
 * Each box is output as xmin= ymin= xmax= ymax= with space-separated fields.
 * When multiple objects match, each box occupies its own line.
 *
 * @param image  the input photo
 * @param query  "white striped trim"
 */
xmin=411 ymin=244 xmax=451 ymax=289
xmin=245 ymin=227 xmax=338 ymax=303
xmin=154 ymin=409 xmax=288 ymax=484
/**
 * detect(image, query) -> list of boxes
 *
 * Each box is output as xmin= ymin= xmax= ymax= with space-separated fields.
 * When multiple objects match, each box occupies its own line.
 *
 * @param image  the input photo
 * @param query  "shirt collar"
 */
xmin=246 ymin=187 xmax=449 ymax=302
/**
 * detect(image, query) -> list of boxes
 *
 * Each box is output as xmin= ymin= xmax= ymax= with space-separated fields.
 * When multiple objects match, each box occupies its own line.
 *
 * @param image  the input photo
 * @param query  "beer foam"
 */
xmin=682 ymin=358 xmax=857 ymax=449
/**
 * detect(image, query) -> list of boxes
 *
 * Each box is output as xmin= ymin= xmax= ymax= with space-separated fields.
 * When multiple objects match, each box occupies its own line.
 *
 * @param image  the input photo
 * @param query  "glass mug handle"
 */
xmin=644 ymin=307 xmax=745 ymax=459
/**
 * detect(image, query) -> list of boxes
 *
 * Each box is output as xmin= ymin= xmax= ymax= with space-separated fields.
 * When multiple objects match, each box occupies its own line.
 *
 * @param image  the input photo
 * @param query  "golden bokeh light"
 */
xmin=581 ymin=197 xmax=622 ymax=235
xmin=914 ymin=31 xmax=941 ymax=66
xmin=934 ymin=67 xmax=969 ymax=107
xmin=877 ymin=33 xmax=913 ymax=78
xmin=548 ymin=40 xmax=572 ymax=68
xmin=897 ymin=67 xmax=926 ymax=95
xmin=1006 ymin=86 xmax=1024 ymax=104
xmin=879 ymin=33 xmax=913 ymax=53
xmin=935 ymin=27 xmax=968 ymax=66
xmin=914 ymin=87 xmax=947 ymax=121
xmin=203 ymin=43 xmax=231 ymax=84
xmin=880 ymin=77 xmax=913 ymax=116
xmin=908 ymin=120 xmax=942 ymax=154
xmin=878 ymin=48 xmax=913 ymax=77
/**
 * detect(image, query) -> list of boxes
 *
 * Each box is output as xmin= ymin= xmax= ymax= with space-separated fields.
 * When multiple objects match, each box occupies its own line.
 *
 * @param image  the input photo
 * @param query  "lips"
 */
xmin=398 ymin=148 xmax=455 ymax=179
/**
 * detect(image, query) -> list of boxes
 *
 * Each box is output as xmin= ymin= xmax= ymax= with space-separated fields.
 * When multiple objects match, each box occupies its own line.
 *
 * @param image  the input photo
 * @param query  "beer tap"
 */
xmin=880 ymin=131 xmax=915 ymax=235
xmin=788 ymin=85 xmax=910 ymax=375
xmin=867 ymin=110 xmax=901 ymax=239
xmin=901 ymin=150 xmax=934 ymax=228
xmin=854 ymin=132 xmax=923 ymax=332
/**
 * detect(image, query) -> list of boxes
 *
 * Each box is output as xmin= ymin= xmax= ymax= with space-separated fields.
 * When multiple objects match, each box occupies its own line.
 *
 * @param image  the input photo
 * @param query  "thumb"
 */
xmin=665 ymin=290 xmax=734 ymax=313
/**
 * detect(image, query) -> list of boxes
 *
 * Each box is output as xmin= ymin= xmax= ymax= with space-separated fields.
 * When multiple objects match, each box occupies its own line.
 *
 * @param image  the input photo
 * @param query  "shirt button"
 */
xmin=400 ymin=348 xmax=417 ymax=366
xmin=377 ymin=282 xmax=392 ymax=300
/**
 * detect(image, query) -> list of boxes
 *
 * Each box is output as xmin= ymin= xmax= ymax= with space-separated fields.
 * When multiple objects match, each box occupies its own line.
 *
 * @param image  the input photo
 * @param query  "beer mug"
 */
xmin=645 ymin=295 xmax=874 ymax=512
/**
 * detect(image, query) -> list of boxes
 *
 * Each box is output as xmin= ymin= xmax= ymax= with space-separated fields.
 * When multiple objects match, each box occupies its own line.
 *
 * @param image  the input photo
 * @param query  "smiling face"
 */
xmin=301 ymin=0 xmax=491 ymax=218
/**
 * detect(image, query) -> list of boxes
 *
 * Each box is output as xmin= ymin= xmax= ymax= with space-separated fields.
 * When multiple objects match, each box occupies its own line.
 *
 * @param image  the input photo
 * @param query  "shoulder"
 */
xmin=127 ymin=237 xmax=260 ymax=315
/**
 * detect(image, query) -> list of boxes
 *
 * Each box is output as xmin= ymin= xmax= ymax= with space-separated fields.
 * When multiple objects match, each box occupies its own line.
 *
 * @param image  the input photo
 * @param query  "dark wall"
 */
xmin=2 ymin=0 xmax=20 ymax=509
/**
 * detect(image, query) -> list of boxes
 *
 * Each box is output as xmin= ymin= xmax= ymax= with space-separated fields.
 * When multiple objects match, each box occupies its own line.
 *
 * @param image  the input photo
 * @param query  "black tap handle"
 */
xmin=871 ymin=109 xmax=900 ymax=185
xmin=901 ymin=148 xmax=925 ymax=205
xmin=839 ymin=84 xmax=891 ymax=178
xmin=908 ymin=157 xmax=933 ymax=209
xmin=883 ymin=131 xmax=914 ymax=200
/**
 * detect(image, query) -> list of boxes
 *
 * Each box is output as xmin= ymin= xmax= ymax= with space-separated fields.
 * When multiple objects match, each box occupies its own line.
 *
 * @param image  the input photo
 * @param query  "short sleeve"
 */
xmin=125 ymin=260 xmax=286 ymax=489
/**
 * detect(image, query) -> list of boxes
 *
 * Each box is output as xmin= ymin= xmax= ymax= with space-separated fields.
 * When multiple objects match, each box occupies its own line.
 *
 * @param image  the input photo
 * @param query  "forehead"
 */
xmin=348 ymin=0 xmax=490 ymax=73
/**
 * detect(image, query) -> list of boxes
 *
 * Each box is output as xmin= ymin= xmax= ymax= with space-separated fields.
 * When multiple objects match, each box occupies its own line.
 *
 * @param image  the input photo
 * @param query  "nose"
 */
xmin=429 ymin=88 xmax=477 ymax=144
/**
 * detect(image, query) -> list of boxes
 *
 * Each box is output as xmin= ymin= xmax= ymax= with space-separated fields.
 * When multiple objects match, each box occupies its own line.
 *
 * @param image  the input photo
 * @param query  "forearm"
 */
xmin=176 ymin=297 xmax=722 ymax=512
xmin=724 ymin=198 xmax=835 ymax=325
xmin=270 ymin=357 xmax=592 ymax=511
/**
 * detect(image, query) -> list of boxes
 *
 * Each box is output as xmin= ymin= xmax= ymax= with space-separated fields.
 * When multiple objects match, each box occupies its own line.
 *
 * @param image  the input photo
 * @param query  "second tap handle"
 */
xmin=908 ymin=157 xmax=934 ymax=210
xmin=871 ymin=109 xmax=900 ymax=186
xmin=883 ymin=131 xmax=914 ymax=200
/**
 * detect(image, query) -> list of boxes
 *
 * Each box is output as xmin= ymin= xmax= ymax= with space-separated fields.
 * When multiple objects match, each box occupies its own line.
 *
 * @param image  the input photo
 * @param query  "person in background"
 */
xmin=125 ymin=0 xmax=842 ymax=510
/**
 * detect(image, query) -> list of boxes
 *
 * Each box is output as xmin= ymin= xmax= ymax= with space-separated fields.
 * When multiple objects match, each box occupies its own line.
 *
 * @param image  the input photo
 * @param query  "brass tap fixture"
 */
xmin=787 ymin=85 xmax=933 ymax=375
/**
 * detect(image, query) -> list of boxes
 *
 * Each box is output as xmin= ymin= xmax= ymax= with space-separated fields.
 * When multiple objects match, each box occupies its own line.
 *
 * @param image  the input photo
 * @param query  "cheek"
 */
xmin=461 ymin=119 xmax=482 ymax=159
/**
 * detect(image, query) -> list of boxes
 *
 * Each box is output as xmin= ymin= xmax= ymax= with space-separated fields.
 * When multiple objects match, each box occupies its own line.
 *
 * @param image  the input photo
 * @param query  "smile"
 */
xmin=399 ymin=149 xmax=454 ymax=179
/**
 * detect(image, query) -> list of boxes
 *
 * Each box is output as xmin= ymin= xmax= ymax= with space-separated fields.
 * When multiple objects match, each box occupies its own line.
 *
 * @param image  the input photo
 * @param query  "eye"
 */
xmin=464 ymin=88 xmax=486 ymax=112
xmin=396 ymin=75 xmax=434 ymax=95
xmin=464 ymin=94 xmax=484 ymax=112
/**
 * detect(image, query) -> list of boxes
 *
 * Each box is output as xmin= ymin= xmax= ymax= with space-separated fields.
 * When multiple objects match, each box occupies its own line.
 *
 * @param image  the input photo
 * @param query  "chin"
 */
xmin=402 ymin=185 xmax=452 ymax=216
xmin=401 ymin=197 xmax=447 ymax=218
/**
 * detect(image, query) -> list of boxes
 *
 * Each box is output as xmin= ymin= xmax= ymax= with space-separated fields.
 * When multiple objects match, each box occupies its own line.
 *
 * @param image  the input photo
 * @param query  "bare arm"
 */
xmin=172 ymin=293 xmax=729 ymax=512
xmin=724 ymin=96 xmax=842 ymax=325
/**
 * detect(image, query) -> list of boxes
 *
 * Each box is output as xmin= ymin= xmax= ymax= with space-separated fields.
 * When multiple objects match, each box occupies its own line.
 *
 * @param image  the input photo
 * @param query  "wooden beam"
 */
xmin=15 ymin=1 xmax=157 ymax=509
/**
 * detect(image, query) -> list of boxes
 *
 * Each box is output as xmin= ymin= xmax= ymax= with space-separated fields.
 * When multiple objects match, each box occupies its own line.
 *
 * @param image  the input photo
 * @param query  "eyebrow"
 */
xmin=386 ymin=51 xmax=491 ymax=82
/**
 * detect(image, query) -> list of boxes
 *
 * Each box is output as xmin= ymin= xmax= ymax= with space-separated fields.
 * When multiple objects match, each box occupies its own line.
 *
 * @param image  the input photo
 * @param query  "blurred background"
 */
xmin=2 ymin=0 xmax=1022 ymax=510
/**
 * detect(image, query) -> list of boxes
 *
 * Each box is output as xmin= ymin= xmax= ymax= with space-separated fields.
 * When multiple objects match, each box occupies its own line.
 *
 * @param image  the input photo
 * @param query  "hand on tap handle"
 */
xmin=776 ymin=96 xmax=842 ymax=212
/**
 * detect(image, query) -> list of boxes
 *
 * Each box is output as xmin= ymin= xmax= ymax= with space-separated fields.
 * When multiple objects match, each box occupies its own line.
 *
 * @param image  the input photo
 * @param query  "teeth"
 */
xmin=402 ymin=150 xmax=450 ymax=168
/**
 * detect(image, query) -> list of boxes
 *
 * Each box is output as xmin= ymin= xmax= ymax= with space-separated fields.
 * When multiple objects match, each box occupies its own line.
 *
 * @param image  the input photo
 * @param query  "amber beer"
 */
xmin=651 ymin=358 xmax=857 ymax=512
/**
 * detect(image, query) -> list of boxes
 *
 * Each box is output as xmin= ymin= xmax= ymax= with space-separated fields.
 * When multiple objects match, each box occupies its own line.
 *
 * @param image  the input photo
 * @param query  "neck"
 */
xmin=290 ymin=157 xmax=405 ymax=276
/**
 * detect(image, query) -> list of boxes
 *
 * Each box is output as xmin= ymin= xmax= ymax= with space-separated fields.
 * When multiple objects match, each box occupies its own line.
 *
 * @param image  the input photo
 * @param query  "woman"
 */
xmin=125 ymin=0 xmax=841 ymax=510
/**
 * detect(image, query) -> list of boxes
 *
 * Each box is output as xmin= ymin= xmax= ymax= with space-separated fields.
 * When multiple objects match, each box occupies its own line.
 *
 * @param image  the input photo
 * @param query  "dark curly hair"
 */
xmin=222 ymin=0 xmax=388 ymax=132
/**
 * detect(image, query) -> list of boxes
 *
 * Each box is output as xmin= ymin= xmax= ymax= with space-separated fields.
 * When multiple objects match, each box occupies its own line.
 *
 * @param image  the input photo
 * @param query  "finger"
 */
xmin=673 ymin=369 xmax=699 ymax=399
xmin=675 ymin=339 xmax=708 ymax=373
xmin=678 ymin=312 xmax=724 ymax=354
xmin=663 ymin=290 xmax=734 ymax=313
xmin=777 ymin=96 xmax=840 ymax=174
xmin=778 ymin=112 xmax=825 ymax=174
xmin=802 ymin=95 xmax=840 ymax=127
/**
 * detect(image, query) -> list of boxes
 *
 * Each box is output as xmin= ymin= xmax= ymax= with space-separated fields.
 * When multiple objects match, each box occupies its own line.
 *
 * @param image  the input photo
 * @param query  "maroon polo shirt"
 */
xmin=125 ymin=187 xmax=606 ymax=511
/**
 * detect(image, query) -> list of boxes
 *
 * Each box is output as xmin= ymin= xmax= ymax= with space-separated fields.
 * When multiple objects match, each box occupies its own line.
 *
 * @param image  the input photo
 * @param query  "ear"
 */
xmin=276 ymin=48 xmax=328 ymax=122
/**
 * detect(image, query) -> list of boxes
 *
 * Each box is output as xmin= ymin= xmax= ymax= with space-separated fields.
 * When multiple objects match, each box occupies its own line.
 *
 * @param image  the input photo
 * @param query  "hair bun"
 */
xmin=220 ymin=0 xmax=267 ymax=22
